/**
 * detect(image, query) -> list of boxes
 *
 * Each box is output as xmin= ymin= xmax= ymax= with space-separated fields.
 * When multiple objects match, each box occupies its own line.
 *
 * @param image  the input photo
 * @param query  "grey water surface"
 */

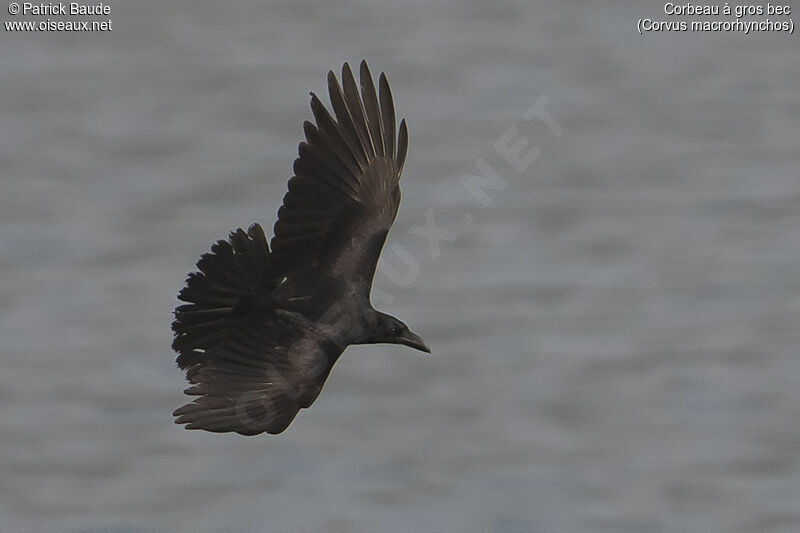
xmin=2 ymin=2 xmax=799 ymax=532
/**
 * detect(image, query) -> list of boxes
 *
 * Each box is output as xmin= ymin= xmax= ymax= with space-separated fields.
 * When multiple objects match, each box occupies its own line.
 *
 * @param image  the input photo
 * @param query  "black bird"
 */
xmin=171 ymin=61 xmax=430 ymax=435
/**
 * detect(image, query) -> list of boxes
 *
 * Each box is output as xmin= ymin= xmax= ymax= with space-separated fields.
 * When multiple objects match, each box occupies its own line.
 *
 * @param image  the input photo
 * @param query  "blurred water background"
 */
xmin=2 ymin=1 xmax=800 ymax=532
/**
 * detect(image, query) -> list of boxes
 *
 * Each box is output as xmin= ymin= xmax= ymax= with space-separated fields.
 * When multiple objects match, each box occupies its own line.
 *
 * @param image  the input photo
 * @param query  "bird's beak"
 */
xmin=398 ymin=330 xmax=431 ymax=353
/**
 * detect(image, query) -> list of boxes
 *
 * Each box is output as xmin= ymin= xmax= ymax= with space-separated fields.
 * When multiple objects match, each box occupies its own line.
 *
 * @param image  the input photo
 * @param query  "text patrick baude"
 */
xmin=19 ymin=3 xmax=110 ymax=16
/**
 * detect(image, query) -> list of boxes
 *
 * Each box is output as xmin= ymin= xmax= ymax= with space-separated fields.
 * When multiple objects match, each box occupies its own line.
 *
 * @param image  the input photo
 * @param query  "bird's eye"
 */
xmin=390 ymin=326 xmax=398 ymax=335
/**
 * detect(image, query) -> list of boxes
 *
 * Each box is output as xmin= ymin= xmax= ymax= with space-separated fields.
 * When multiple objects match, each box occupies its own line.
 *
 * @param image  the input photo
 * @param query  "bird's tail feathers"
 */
xmin=172 ymin=223 xmax=271 ymax=369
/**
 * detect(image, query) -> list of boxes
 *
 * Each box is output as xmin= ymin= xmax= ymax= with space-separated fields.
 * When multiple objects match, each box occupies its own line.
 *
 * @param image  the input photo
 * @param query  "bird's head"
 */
xmin=365 ymin=312 xmax=431 ymax=353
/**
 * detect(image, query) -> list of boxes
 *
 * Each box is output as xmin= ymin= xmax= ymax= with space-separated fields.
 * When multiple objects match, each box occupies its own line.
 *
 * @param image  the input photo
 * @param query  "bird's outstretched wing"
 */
xmin=172 ymin=224 xmax=342 ymax=435
xmin=269 ymin=60 xmax=408 ymax=289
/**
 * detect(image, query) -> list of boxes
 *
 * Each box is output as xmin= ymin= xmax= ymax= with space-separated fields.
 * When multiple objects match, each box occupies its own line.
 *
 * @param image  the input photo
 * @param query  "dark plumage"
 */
xmin=171 ymin=61 xmax=429 ymax=435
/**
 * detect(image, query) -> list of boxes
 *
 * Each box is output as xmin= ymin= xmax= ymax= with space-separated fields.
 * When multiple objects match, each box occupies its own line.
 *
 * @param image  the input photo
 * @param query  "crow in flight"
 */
xmin=171 ymin=61 xmax=429 ymax=435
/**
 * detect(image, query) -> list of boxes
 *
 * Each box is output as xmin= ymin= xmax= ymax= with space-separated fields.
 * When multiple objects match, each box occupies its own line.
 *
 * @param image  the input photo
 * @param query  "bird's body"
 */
xmin=171 ymin=62 xmax=429 ymax=435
